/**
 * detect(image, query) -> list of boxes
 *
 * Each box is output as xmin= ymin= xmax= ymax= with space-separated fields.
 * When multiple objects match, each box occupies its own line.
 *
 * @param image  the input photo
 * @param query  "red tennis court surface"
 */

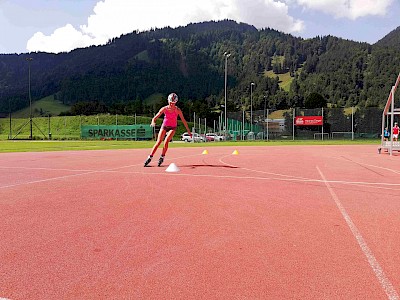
xmin=1 ymin=145 xmax=400 ymax=299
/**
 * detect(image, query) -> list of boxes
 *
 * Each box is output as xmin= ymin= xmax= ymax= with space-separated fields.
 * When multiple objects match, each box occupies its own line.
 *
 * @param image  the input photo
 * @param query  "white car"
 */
xmin=206 ymin=133 xmax=225 ymax=141
xmin=181 ymin=132 xmax=204 ymax=142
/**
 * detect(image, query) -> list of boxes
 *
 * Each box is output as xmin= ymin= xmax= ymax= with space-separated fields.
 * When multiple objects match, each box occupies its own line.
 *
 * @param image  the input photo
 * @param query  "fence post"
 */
xmin=322 ymin=107 xmax=324 ymax=140
xmin=48 ymin=115 xmax=51 ymax=140
xmin=242 ymin=110 xmax=245 ymax=140
xmin=80 ymin=115 xmax=82 ymax=140
xmin=135 ymin=114 xmax=137 ymax=141
xmin=293 ymin=108 xmax=295 ymax=141
xmin=9 ymin=110 xmax=12 ymax=140
xmin=205 ymin=118 xmax=207 ymax=135
xmin=266 ymin=109 xmax=269 ymax=141
xmin=351 ymin=107 xmax=354 ymax=140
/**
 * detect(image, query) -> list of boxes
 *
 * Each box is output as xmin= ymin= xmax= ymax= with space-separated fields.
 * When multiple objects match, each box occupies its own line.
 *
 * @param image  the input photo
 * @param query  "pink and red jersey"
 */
xmin=162 ymin=106 xmax=179 ymax=127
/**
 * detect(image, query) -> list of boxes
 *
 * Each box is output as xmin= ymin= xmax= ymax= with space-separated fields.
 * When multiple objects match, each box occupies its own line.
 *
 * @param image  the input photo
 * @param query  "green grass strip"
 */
xmin=0 ymin=139 xmax=379 ymax=153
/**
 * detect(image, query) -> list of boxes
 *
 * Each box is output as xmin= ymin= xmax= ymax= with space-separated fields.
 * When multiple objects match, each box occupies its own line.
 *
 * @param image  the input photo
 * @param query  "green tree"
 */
xmin=304 ymin=92 xmax=327 ymax=109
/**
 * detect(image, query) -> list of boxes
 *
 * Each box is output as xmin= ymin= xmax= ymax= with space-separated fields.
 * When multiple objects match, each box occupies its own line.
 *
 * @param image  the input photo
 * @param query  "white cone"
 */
xmin=165 ymin=163 xmax=180 ymax=172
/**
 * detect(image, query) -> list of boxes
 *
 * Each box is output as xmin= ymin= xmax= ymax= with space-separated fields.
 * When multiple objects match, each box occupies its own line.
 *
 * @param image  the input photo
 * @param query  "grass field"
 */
xmin=0 ymin=114 xmax=181 ymax=141
xmin=13 ymin=95 xmax=70 ymax=118
xmin=0 ymin=139 xmax=380 ymax=153
xmin=11 ymin=92 xmax=164 ymax=120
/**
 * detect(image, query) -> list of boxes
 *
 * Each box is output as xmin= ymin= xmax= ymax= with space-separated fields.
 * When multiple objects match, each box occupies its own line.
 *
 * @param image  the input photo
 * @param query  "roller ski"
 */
xmin=158 ymin=156 xmax=164 ymax=167
xmin=144 ymin=155 xmax=152 ymax=167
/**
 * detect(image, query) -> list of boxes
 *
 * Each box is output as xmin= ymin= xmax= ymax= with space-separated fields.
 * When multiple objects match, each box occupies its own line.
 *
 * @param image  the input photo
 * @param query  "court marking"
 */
xmin=2 ymin=162 xmax=400 ymax=193
xmin=1 ymin=151 xmax=400 ymax=193
xmin=332 ymin=156 xmax=400 ymax=175
xmin=217 ymin=155 xmax=323 ymax=181
xmin=317 ymin=166 xmax=399 ymax=300
xmin=217 ymin=153 xmax=400 ymax=181
xmin=1 ymin=148 xmax=400 ymax=298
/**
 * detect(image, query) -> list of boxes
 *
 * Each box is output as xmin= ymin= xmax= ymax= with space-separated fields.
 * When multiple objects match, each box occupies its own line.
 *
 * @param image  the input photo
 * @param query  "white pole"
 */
xmin=242 ymin=110 xmax=245 ymax=140
xmin=115 ymin=114 xmax=118 ymax=140
xmin=193 ymin=112 xmax=196 ymax=143
xmin=321 ymin=107 xmax=324 ymax=141
xmin=135 ymin=113 xmax=137 ymax=141
xmin=250 ymin=83 xmax=255 ymax=133
xmin=224 ymin=52 xmax=231 ymax=137
xmin=390 ymin=86 xmax=395 ymax=155
xmin=205 ymin=118 xmax=207 ymax=141
xmin=292 ymin=108 xmax=295 ymax=141
xmin=351 ymin=107 xmax=354 ymax=141
xmin=267 ymin=109 xmax=269 ymax=141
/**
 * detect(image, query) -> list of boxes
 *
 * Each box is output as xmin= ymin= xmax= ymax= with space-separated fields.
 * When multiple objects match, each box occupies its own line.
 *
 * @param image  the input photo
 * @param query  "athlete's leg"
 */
xmin=150 ymin=128 xmax=167 ymax=156
xmin=144 ymin=128 xmax=166 ymax=167
xmin=161 ymin=130 xmax=176 ymax=156
xmin=158 ymin=130 xmax=176 ymax=166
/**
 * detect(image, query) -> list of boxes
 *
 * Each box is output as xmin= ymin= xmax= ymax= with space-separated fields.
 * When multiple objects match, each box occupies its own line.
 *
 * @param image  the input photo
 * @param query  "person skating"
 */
xmin=144 ymin=93 xmax=191 ymax=167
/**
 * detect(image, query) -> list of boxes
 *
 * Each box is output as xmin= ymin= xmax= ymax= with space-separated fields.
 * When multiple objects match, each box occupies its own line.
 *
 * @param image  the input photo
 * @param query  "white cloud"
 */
xmin=27 ymin=24 xmax=97 ymax=53
xmin=296 ymin=0 xmax=394 ymax=20
xmin=26 ymin=0 xmax=305 ymax=53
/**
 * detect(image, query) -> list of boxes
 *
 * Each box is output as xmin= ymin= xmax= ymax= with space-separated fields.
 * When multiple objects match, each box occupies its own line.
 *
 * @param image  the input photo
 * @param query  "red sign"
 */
xmin=295 ymin=116 xmax=323 ymax=126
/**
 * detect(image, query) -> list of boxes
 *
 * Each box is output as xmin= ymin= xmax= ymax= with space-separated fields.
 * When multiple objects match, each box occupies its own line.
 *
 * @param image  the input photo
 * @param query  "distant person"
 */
xmin=384 ymin=127 xmax=390 ymax=141
xmin=393 ymin=122 xmax=399 ymax=141
xmin=144 ymin=93 xmax=191 ymax=167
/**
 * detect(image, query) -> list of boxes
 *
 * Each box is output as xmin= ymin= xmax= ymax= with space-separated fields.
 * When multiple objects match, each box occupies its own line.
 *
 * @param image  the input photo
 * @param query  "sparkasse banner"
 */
xmin=295 ymin=116 xmax=323 ymax=126
xmin=81 ymin=125 xmax=153 ymax=140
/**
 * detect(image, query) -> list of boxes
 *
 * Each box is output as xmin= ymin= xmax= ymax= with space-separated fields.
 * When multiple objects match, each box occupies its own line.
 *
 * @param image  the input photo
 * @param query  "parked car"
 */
xmin=181 ymin=132 xmax=204 ymax=142
xmin=206 ymin=133 xmax=225 ymax=141
xmin=205 ymin=133 xmax=216 ymax=141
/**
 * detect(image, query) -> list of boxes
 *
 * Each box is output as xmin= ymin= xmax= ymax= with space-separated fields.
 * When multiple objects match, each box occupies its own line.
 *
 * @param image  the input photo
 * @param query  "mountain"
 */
xmin=1 ymin=20 xmax=400 ymax=118
xmin=374 ymin=26 xmax=400 ymax=50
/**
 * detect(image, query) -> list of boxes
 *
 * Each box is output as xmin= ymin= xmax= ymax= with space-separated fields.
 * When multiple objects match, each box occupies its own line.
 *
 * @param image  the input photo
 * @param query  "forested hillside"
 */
xmin=1 ymin=20 xmax=400 ymax=120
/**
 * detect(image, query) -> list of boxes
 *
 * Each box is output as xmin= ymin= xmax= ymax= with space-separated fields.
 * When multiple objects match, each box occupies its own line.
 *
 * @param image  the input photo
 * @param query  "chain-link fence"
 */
xmin=227 ymin=107 xmax=391 ymax=140
xmin=0 ymin=114 xmax=154 ymax=140
xmin=0 ymin=107 xmax=392 ymax=141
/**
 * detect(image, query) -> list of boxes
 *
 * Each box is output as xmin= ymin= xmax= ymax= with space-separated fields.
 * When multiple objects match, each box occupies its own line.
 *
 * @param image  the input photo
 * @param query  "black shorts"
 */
xmin=161 ymin=125 xmax=177 ymax=132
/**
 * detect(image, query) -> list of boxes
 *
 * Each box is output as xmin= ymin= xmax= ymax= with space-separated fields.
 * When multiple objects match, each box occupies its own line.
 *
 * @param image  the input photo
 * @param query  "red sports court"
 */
xmin=0 ymin=145 xmax=399 ymax=299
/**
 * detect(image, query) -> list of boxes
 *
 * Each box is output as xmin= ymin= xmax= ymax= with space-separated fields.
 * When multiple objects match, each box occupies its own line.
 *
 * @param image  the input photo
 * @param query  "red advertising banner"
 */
xmin=295 ymin=116 xmax=323 ymax=126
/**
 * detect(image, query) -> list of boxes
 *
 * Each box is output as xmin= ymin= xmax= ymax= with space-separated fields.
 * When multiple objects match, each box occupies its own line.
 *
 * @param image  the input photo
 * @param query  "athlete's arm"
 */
xmin=177 ymin=108 xmax=192 ymax=136
xmin=151 ymin=106 xmax=166 ymax=127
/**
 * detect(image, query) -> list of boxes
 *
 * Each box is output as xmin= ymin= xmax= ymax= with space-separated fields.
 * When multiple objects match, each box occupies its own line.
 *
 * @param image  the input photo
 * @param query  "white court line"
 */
xmin=217 ymin=155 xmax=400 ymax=190
xmin=0 ymin=170 xmax=100 ymax=189
xmin=2 ymin=152 xmax=400 ymax=192
xmin=317 ymin=166 xmax=399 ymax=300
xmin=332 ymin=156 xmax=400 ymax=175
xmin=219 ymin=153 xmax=400 ymax=183
xmin=0 ymin=152 xmax=214 ymax=189
xmin=110 ymin=153 xmax=201 ymax=170
xmin=0 ymin=166 xmax=94 ymax=172
xmin=2 ymin=163 xmax=400 ymax=192
xmin=218 ymin=154 xmax=321 ymax=181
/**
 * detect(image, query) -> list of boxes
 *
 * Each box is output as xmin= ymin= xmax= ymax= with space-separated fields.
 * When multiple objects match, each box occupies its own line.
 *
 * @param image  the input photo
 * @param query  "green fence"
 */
xmin=227 ymin=107 xmax=386 ymax=140
xmin=0 ymin=108 xmax=388 ymax=141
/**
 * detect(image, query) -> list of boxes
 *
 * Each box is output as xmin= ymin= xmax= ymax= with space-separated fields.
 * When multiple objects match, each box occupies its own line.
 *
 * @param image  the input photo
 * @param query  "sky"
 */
xmin=1 ymin=0 xmax=399 ymax=54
